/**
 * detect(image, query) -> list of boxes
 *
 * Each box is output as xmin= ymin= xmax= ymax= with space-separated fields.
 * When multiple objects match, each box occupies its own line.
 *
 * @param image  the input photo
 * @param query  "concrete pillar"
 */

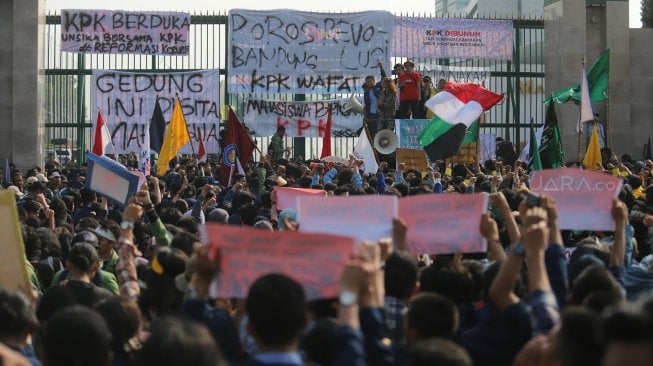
xmin=0 ymin=0 xmax=46 ymax=172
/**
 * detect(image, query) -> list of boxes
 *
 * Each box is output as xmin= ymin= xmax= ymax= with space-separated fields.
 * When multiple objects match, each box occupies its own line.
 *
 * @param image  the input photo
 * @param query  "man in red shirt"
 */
xmin=398 ymin=60 xmax=421 ymax=119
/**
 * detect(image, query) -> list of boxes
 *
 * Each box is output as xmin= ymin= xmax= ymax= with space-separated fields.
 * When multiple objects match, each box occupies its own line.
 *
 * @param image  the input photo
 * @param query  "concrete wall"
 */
xmin=0 ymin=0 xmax=46 ymax=172
xmin=545 ymin=0 xmax=653 ymax=161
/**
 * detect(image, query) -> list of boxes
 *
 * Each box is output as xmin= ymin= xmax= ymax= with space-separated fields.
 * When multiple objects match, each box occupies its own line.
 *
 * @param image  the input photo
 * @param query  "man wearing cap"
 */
xmin=94 ymin=220 xmax=121 ymax=276
xmin=46 ymin=171 xmax=62 ymax=201
xmin=397 ymin=60 xmax=422 ymax=119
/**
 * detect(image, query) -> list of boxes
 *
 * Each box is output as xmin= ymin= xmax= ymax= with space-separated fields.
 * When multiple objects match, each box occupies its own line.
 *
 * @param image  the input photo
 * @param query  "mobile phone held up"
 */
xmin=526 ymin=192 xmax=541 ymax=208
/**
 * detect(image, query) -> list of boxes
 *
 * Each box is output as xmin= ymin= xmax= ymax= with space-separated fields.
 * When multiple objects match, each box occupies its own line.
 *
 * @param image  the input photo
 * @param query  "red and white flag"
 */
xmin=92 ymin=110 xmax=113 ymax=156
xmin=197 ymin=136 xmax=207 ymax=162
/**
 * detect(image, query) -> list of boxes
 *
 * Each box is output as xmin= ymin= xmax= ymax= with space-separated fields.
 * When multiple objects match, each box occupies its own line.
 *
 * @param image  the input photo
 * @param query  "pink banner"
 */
xmin=297 ymin=195 xmax=397 ymax=242
xmin=205 ymin=224 xmax=355 ymax=300
xmin=399 ymin=193 xmax=488 ymax=254
xmin=530 ymin=169 xmax=622 ymax=231
xmin=275 ymin=187 xmax=326 ymax=210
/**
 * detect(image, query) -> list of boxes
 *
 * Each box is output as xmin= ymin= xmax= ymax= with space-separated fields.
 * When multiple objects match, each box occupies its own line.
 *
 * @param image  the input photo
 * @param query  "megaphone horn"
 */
xmin=345 ymin=94 xmax=364 ymax=115
xmin=374 ymin=129 xmax=399 ymax=154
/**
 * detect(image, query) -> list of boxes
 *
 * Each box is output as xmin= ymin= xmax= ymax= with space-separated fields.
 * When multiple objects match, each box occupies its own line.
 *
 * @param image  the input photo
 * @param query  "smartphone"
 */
xmin=526 ymin=192 xmax=541 ymax=208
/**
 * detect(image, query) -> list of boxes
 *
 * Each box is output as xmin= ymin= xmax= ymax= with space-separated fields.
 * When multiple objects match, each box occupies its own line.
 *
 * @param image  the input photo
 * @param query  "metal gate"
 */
xmin=44 ymin=12 xmax=544 ymax=164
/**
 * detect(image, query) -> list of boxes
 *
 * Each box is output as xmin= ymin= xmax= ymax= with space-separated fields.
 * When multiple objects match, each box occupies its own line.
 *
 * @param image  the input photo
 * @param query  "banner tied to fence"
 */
xmin=60 ymin=9 xmax=190 ymax=55
xmin=393 ymin=18 xmax=513 ymax=60
xmin=244 ymin=98 xmax=363 ymax=137
xmin=91 ymin=70 xmax=220 ymax=154
xmin=228 ymin=9 xmax=394 ymax=94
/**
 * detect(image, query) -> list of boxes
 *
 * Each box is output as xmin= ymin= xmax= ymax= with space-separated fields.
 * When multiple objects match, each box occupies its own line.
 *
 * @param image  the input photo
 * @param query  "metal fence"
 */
xmin=44 ymin=12 xmax=544 ymax=164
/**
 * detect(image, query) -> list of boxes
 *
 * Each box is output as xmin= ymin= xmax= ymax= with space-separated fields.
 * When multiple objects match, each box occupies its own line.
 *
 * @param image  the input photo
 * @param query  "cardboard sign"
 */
xmin=399 ymin=193 xmax=488 ymax=254
xmin=275 ymin=187 xmax=327 ymax=210
xmin=530 ymin=169 xmax=623 ymax=231
xmin=204 ymin=225 xmax=355 ymax=300
xmin=0 ymin=191 xmax=30 ymax=292
xmin=86 ymin=153 xmax=141 ymax=206
xmin=396 ymin=148 xmax=429 ymax=171
xmin=297 ymin=195 xmax=397 ymax=242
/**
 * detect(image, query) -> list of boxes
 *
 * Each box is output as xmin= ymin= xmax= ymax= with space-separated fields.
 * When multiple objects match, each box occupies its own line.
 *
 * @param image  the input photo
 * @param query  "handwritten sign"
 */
xmin=396 ymin=119 xmax=429 ymax=149
xmin=0 ymin=191 xmax=30 ymax=292
xmin=297 ymin=195 xmax=397 ymax=242
xmin=228 ymin=9 xmax=394 ymax=93
xmin=275 ymin=187 xmax=327 ymax=210
xmin=61 ymin=10 xmax=190 ymax=55
xmin=394 ymin=17 xmax=513 ymax=60
xmin=396 ymin=148 xmax=429 ymax=171
xmin=91 ymin=70 xmax=220 ymax=154
xmin=530 ymin=169 xmax=623 ymax=231
xmin=86 ymin=153 xmax=141 ymax=206
xmin=399 ymin=193 xmax=488 ymax=254
xmin=245 ymin=98 xmax=362 ymax=138
xmin=204 ymin=225 xmax=355 ymax=300
xmin=420 ymin=66 xmax=490 ymax=85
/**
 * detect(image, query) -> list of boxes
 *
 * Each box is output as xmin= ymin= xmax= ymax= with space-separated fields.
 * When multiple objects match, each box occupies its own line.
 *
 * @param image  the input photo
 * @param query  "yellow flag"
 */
xmin=583 ymin=123 xmax=603 ymax=170
xmin=156 ymin=99 xmax=190 ymax=176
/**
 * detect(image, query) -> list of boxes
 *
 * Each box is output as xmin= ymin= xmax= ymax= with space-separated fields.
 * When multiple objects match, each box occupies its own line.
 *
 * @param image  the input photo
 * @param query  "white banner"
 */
xmin=394 ymin=18 xmax=513 ymax=60
xmin=418 ymin=65 xmax=490 ymax=85
xmin=228 ymin=9 xmax=394 ymax=93
xmin=61 ymin=9 xmax=190 ymax=55
xmin=244 ymin=98 xmax=362 ymax=137
xmin=91 ymin=70 xmax=220 ymax=154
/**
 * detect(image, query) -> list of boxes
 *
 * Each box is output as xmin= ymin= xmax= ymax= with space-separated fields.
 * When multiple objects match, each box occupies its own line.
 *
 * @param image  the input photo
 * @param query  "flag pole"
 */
xmin=577 ymin=59 xmax=585 ymax=162
xmin=606 ymin=51 xmax=612 ymax=149
xmin=175 ymin=94 xmax=197 ymax=157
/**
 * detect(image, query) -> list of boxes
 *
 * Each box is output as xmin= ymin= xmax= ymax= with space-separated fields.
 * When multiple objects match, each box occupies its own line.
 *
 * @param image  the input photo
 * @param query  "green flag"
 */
xmin=539 ymin=101 xmax=565 ymax=169
xmin=528 ymin=125 xmax=542 ymax=171
xmin=545 ymin=49 xmax=610 ymax=105
xmin=461 ymin=120 xmax=479 ymax=145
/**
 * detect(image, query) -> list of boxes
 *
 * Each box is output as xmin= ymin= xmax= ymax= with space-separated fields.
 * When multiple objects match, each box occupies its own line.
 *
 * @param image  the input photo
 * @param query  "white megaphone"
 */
xmin=345 ymin=94 xmax=364 ymax=115
xmin=374 ymin=129 xmax=399 ymax=154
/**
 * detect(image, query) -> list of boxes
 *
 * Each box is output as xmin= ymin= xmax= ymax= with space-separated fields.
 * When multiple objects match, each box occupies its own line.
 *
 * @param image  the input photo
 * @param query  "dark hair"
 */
xmin=406 ymin=293 xmax=459 ymax=341
xmin=44 ymin=306 xmax=112 ymax=366
xmin=301 ymin=318 xmax=338 ymax=366
xmin=159 ymin=207 xmax=183 ymax=226
xmin=570 ymin=265 xmax=623 ymax=311
xmin=231 ymin=191 xmax=255 ymax=212
xmin=247 ymin=274 xmax=306 ymax=347
xmin=176 ymin=215 xmax=200 ymax=235
xmin=0 ymin=288 xmax=38 ymax=341
xmin=95 ymin=296 xmax=143 ymax=356
xmin=384 ymin=252 xmax=418 ymax=300
xmin=135 ymin=316 xmax=225 ymax=366
xmin=67 ymin=242 xmax=101 ymax=272
xmin=139 ymin=247 xmax=188 ymax=319
xmin=419 ymin=263 xmax=475 ymax=305
xmin=557 ymin=307 xmax=604 ymax=366
xmin=240 ymin=203 xmax=259 ymax=226
xmin=408 ymin=338 xmax=472 ymax=366
xmin=171 ymin=231 xmax=200 ymax=257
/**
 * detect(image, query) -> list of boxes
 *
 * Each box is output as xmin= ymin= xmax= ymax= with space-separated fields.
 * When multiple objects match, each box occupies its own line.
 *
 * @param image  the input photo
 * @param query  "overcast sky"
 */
xmin=46 ymin=0 xmax=643 ymax=27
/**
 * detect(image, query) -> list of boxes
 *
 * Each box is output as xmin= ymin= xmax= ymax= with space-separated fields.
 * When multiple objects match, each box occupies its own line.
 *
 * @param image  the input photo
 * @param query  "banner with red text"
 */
xmin=394 ymin=17 xmax=513 ymax=60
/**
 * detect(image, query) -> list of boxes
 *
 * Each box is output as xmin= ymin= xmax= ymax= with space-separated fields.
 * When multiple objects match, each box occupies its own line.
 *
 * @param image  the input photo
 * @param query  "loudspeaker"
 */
xmin=374 ymin=129 xmax=399 ymax=155
xmin=344 ymin=94 xmax=364 ymax=115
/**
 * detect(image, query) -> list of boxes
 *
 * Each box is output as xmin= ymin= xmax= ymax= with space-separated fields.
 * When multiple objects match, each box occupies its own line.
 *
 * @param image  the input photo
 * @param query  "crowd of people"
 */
xmin=1 ymin=140 xmax=653 ymax=366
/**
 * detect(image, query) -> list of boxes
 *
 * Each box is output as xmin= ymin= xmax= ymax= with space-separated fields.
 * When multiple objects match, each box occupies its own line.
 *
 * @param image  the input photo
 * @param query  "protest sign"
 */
xmin=245 ymin=98 xmax=362 ymax=138
xmin=396 ymin=119 xmax=428 ymax=149
xmin=0 ymin=191 xmax=30 ymax=292
xmin=61 ymin=10 xmax=190 ymax=55
xmin=204 ymin=225 xmax=355 ymax=300
xmin=394 ymin=17 xmax=513 ymax=60
xmin=275 ymin=187 xmax=327 ymax=210
xmin=419 ymin=65 xmax=491 ymax=85
xmin=479 ymin=133 xmax=497 ymax=163
xmin=399 ymin=193 xmax=488 ymax=254
xmin=86 ymin=153 xmax=141 ymax=206
xmin=297 ymin=195 xmax=397 ymax=242
xmin=396 ymin=148 xmax=429 ymax=171
xmin=228 ymin=9 xmax=394 ymax=93
xmin=530 ymin=169 xmax=623 ymax=231
xmin=92 ymin=70 xmax=220 ymax=154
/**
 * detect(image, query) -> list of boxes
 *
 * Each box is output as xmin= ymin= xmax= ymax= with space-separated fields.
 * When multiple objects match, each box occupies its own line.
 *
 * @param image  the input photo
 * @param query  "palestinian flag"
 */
xmin=419 ymin=82 xmax=503 ymax=162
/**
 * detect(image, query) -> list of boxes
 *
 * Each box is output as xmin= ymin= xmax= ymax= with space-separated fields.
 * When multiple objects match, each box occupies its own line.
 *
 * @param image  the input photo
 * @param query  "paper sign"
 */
xmin=0 ymin=191 xmax=30 ymax=292
xmin=297 ymin=195 xmax=397 ymax=242
xmin=396 ymin=148 xmax=429 ymax=171
xmin=275 ymin=187 xmax=327 ymax=210
xmin=399 ymin=193 xmax=488 ymax=254
xmin=204 ymin=225 xmax=355 ymax=300
xmin=530 ymin=169 xmax=623 ymax=231
xmin=86 ymin=153 xmax=141 ymax=206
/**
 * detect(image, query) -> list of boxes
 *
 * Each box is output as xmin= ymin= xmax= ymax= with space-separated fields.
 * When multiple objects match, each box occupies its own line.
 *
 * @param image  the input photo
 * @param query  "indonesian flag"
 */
xmin=92 ymin=110 xmax=113 ymax=156
xmin=197 ymin=134 xmax=207 ymax=162
xmin=320 ymin=108 xmax=333 ymax=159
xmin=420 ymin=82 xmax=503 ymax=162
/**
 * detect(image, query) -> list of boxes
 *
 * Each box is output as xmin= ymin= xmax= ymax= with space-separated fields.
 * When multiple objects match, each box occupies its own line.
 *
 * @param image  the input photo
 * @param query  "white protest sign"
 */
xmin=228 ymin=9 xmax=394 ymax=93
xmin=297 ymin=195 xmax=397 ymax=242
xmin=92 ymin=70 xmax=220 ymax=154
xmin=530 ymin=169 xmax=623 ymax=231
xmin=275 ymin=187 xmax=327 ymax=210
xmin=399 ymin=193 xmax=488 ymax=254
xmin=0 ymin=191 xmax=30 ymax=292
xmin=245 ymin=98 xmax=362 ymax=137
xmin=419 ymin=65 xmax=491 ymax=85
xmin=394 ymin=17 xmax=513 ymax=60
xmin=61 ymin=9 xmax=190 ymax=55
